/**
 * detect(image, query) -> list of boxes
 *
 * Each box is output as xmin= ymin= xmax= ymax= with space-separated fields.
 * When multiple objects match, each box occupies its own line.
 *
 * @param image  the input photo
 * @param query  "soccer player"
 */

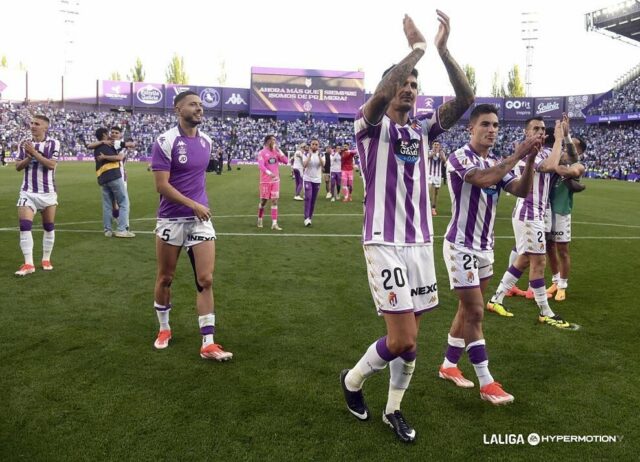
xmin=14 ymin=115 xmax=60 ymax=276
xmin=428 ymin=140 xmax=446 ymax=216
xmin=150 ymin=90 xmax=232 ymax=361
xmin=302 ymin=138 xmax=325 ymax=226
xmin=291 ymin=143 xmax=306 ymax=201
xmin=340 ymin=143 xmax=356 ymax=202
xmin=545 ymin=134 xmax=587 ymax=301
xmin=487 ymin=116 xmax=577 ymax=329
xmin=340 ymin=11 xmax=474 ymax=443
xmin=330 ymin=145 xmax=342 ymax=201
xmin=438 ymin=104 xmax=539 ymax=404
xmin=257 ymin=135 xmax=289 ymax=231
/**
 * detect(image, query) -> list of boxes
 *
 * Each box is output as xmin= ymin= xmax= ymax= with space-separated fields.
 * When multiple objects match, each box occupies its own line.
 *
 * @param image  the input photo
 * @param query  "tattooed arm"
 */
xmin=363 ymin=15 xmax=426 ymax=125
xmin=433 ymin=10 xmax=475 ymax=129
xmin=466 ymin=136 xmax=539 ymax=190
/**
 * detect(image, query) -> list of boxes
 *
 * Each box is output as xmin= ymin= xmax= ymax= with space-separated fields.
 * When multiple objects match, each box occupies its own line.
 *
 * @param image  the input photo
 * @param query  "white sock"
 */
xmin=533 ymin=287 xmax=555 ymax=317
xmin=154 ymin=302 xmax=171 ymax=330
xmin=493 ymin=271 xmax=520 ymax=304
xmin=467 ymin=339 xmax=494 ymax=388
xmin=19 ymin=231 xmax=34 ymax=266
xmin=558 ymin=278 xmax=568 ymax=289
xmin=346 ymin=340 xmax=390 ymax=391
xmin=42 ymin=231 xmax=55 ymax=260
xmin=199 ymin=313 xmax=216 ymax=347
xmin=552 ymin=272 xmax=561 ymax=284
xmin=386 ymin=358 xmax=416 ymax=413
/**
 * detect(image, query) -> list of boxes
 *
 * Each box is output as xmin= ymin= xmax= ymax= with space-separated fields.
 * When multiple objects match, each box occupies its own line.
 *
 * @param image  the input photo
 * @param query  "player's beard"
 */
xmin=183 ymin=113 xmax=202 ymax=127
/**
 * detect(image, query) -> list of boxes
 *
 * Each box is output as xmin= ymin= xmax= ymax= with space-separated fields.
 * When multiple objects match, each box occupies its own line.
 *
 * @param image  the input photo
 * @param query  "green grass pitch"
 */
xmin=0 ymin=162 xmax=638 ymax=461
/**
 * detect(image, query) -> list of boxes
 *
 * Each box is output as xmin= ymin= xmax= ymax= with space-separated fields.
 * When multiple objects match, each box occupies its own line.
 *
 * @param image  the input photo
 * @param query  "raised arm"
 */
xmin=538 ymin=120 xmax=565 ymax=173
xmin=433 ymin=10 xmax=475 ymax=129
xmin=505 ymin=151 xmax=536 ymax=198
xmin=363 ymin=15 xmax=426 ymax=125
xmin=556 ymin=162 xmax=585 ymax=179
xmin=465 ymin=137 xmax=540 ymax=189
xmin=560 ymin=114 xmax=579 ymax=164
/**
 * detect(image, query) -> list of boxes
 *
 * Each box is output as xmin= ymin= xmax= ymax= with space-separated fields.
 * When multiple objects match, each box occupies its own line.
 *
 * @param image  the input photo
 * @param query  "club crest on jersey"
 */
xmin=394 ymin=139 xmax=420 ymax=164
xmin=268 ymin=157 xmax=277 ymax=164
xmin=178 ymin=154 xmax=188 ymax=164
xmin=388 ymin=291 xmax=398 ymax=307
xmin=467 ymin=271 xmax=475 ymax=283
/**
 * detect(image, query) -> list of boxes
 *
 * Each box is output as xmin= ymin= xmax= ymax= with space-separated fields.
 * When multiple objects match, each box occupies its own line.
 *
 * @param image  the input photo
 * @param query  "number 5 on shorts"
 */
xmin=161 ymin=228 xmax=170 ymax=242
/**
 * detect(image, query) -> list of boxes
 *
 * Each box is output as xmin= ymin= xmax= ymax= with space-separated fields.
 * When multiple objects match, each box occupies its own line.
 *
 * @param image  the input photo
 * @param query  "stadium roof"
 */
xmin=586 ymin=0 xmax=640 ymax=44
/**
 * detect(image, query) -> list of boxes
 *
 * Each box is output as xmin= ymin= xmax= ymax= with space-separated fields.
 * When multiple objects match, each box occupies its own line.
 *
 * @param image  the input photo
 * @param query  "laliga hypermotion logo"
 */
xmin=467 ymin=271 xmax=474 ymax=283
xmin=388 ymin=292 xmax=398 ymax=307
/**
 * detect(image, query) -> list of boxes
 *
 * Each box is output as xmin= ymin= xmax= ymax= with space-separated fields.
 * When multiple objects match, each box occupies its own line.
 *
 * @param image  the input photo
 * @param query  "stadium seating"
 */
xmin=1 ymin=101 xmax=638 ymax=180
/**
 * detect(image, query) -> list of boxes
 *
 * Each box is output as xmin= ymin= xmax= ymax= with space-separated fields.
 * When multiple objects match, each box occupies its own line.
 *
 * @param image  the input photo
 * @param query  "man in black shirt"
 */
xmin=93 ymin=128 xmax=135 ymax=238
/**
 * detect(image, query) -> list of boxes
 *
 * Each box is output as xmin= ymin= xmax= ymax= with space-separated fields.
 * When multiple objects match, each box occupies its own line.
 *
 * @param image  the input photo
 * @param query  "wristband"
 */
xmin=412 ymin=42 xmax=427 ymax=51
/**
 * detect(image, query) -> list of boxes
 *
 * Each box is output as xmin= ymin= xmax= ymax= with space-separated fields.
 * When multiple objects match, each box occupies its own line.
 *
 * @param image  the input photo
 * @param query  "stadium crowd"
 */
xmin=587 ymin=74 xmax=640 ymax=115
xmin=1 ymin=101 xmax=639 ymax=180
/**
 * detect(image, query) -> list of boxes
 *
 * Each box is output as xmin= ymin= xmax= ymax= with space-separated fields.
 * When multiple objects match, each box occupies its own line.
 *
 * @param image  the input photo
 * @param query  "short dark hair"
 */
xmin=110 ymin=126 xmax=122 ymax=132
xmin=382 ymin=65 xmax=419 ymax=79
xmin=34 ymin=114 xmax=50 ymax=124
xmin=264 ymin=135 xmax=275 ymax=144
xmin=174 ymin=90 xmax=198 ymax=107
xmin=469 ymin=104 xmax=499 ymax=124
xmin=95 ymin=127 xmax=109 ymax=141
xmin=573 ymin=135 xmax=587 ymax=153
xmin=524 ymin=116 xmax=544 ymax=128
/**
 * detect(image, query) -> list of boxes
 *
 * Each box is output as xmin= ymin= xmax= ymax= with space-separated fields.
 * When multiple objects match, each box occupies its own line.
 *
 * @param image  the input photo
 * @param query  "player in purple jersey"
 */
xmin=150 ymin=91 xmax=232 ymax=361
xmin=428 ymin=140 xmax=446 ymax=216
xmin=340 ymin=11 xmax=474 ymax=443
xmin=14 ymin=115 xmax=60 ymax=276
xmin=488 ymin=116 xmax=578 ymax=330
xmin=438 ymin=104 xmax=540 ymax=404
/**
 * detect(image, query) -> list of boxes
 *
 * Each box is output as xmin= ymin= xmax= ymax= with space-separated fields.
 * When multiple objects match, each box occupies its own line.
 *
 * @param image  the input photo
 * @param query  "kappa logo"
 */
xmin=225 ymin=93 xmax=247 ymax=105
xmin=177 ymin=140 xmax=186 ymax=147
xmin=429 ymin=295 xmax=437 ymax=304
xmin=452 ymin=278 xmax=460 ymax=284
xmin=450 ymin=266 xmax=457 ymax=273
xmin=388 ymin=292 xmax=398 ymax=307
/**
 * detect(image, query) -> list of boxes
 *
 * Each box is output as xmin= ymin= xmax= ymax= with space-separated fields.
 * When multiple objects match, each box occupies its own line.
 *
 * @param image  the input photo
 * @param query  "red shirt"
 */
xmin=341 ymin=149 xmax=355 ymax=172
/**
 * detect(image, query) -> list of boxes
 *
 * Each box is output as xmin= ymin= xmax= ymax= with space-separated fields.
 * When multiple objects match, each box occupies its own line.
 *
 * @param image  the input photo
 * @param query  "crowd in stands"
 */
xmin=587 ymin=75 xmax=640 ymax=115
xmin=1 ymin=101 xmax=638 ymax=180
